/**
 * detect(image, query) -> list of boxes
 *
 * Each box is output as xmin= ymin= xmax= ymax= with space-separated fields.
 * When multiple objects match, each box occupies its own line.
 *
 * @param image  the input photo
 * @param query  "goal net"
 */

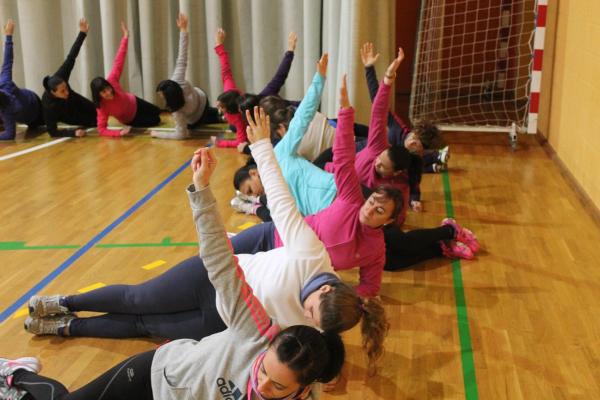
xmin=409 ymin=0 xmax=538 ymax=133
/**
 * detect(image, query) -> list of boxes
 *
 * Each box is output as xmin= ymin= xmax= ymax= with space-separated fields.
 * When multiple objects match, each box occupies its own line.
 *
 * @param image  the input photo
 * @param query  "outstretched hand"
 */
xmin=176 ymin=12 xmax=188 ymax=32
xmin=360 ymin=42 xmax=380 ymax=67
xmin=4 ymin=19 xmax=14 ymax=36
xmin=287 ymin=31 xmax=298 ymax=52
xmin=191 ymin=147 xmax=217 ymax=189
xmin=317 ymin=53 xmax=328 ymax=78
xmin=121 ymin=21 xmax=129 ymax=38
xmin=79 ymin=18 xmax=89 ymax=33
xmin=383 ymin=47 xmax=404 ymax=85
xmin=215 ymin=28 xmax=226 ymax=45
xmin=339 ymin=74 xmax=350 ymax=109
xmin=245 ymin=107 xmax=271 ymax=144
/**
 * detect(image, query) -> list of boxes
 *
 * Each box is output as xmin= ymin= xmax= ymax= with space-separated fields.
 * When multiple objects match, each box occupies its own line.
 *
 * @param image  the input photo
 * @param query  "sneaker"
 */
xmin=442 ymin=218 xmax=480 ymax=253
xmin=230 ymin=196 xmax=255 ymax=215
xmin=438 ymin=146 xmax=450 ymax=165
xmin=0 ymin=379 xmax=28 ymax=400
xmin=432 ymin=163 xmax=446 ymax=173
xmin=28 ymin=295 xmax=68 ymax=318
xmin=236 ymin=190 xmax=258 ymax=204
xmin=24 ymin=314 xmax=76 ymax=336
xmin=440 ymin=240 xmax=474 ymax=260
xmin=0 ymin=357 xmax=40 ymax=377
xmin=0 ymin=357 xmax=41 ymax=400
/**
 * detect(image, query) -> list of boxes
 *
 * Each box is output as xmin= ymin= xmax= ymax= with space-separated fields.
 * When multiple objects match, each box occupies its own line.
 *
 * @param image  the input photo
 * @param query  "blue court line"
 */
xmin=0 ymin=159 xmax=190 ymax=323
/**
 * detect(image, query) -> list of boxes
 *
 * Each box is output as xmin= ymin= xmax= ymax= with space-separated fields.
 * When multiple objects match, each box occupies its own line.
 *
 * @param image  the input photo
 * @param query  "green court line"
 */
xmin=442 ymin=171 xmax=479 ymax=400
xmin=0 ymin=242 xmax=80 ymax=250
xmin=0 ymin=237 xmax=196 ymax=251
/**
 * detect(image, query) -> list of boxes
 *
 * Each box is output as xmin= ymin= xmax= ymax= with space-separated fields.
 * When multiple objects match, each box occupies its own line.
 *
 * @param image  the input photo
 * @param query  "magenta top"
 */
xmin=96 ymin=36 xmax=137 ymax=137
xmin=275 ymin=106 xmax=386 ymax=297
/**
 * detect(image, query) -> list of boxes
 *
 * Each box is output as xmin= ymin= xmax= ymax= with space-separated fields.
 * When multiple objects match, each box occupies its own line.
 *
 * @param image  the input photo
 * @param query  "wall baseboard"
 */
xmin=536 ymin=132 xmax=600 ymax=228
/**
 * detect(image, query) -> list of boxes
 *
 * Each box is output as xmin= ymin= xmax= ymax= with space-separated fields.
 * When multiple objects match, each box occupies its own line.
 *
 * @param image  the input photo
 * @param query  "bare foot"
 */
xmin=75 ymin=129 xmax=86 ymax=137
xmin=120 ymin=126 xmax=132 ymax=136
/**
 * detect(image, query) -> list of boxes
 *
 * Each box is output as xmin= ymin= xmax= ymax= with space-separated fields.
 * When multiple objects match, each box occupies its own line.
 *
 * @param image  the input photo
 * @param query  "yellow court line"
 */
xmin=142 ymin=260 xmax=167 ymax=270
xmin=12 ymin=307 xmax=28 ymax=319
xmin=237 ymin=222 xmax=257 ymax=231
xmin=78 ymin=283 xmax=106 ymax=293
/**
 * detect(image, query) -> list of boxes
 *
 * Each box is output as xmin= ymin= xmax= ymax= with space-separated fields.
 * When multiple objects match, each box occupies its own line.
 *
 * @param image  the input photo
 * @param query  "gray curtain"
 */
xmin=0 ymin=0 xmax=395 ymax=122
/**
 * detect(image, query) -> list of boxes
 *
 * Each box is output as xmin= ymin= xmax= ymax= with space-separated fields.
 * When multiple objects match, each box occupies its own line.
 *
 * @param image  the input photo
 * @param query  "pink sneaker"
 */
xmin=442 ymin=218 xmax=480 ymax=253
xmin=440 ymin=240 xmax=474 ymax=260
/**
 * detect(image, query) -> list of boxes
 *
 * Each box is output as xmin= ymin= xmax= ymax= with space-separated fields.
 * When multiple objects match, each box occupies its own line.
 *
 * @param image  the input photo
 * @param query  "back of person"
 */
xmin=236 ymin=245 xmax=333 ymax=329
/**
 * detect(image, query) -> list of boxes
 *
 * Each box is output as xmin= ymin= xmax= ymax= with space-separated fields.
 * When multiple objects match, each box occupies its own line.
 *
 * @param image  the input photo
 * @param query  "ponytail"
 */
xmin=318 ymin=281 xmax=389 ymax=375
xmin=360 ymin=297 xmax=389 ymax=375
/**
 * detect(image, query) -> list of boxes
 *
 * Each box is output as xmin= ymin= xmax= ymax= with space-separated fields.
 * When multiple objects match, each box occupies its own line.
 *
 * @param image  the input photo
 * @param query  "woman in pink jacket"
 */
xmin=90 ymin=22 xmax=161 ymax=137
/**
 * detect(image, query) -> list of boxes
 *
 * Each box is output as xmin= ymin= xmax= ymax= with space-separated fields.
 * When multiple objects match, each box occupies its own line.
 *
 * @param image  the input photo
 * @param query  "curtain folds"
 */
xmin=0 ymin=0 xmax=395 ymax=121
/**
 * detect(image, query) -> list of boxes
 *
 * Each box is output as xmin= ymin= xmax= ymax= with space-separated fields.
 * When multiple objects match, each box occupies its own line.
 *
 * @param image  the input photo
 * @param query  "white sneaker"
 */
xmin=235 ymin=190 xmax=258 ymax=203
xmin=230 ymin=196 xmax=255 ymax=214
xmin=438 ymin=146 xmax=450 ymax=165
xmin=0 ymin=357 xmax=41 ymax=400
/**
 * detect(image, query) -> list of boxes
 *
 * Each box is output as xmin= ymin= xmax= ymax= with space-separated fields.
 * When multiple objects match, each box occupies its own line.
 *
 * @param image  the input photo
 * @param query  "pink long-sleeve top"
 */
xmin=214 ymin=44 xmax=247 ymax=147
xmin=275 ymin=107 xmax=385 ymax=297
xmin=96 ymin=36 xmax=137 ymax=137
xmin=328 ymin=81 xmax=410 ymax=225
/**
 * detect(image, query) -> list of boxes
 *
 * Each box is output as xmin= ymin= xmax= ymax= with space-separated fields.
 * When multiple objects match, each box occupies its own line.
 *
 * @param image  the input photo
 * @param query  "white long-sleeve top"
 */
xmin=219 ymin=138 xmax=336 ymax=330
xmin=297 ymin=111 xmax=336 ymax=162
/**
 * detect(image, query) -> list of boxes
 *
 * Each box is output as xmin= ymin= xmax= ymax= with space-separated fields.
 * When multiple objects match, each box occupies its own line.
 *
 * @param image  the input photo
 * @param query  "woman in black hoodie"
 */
xmin=41 ymin=18 xmax=96 ymax=138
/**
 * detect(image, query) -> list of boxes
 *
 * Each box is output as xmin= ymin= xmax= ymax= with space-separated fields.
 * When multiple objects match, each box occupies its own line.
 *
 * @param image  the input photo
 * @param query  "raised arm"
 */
xmin=360 ymin=42 xmax=380 ymax=102
xmin=170 ymin=13 xmax=188 ymax=83
xmin=258 ymin=32 xmax=297 ymax=96
xmin=1 ymin=20 xmax=14 ymax=83
xmin=188 ymin=148 xmax=273 ymax=337
xmin=331 ymin=75 xmax=364 ymax=205
xmin=54 ymin=19 xmax=88 ymax=82
xmin=106 ymin=22 xmax=129 ymax=84
xmin=276 ymin=54 xmax=327 ymax=156
xmin=214 ymin=28 xmax=238 ymax=92
xmin=247 ymin=107 xmax=326 ymax=255
xmin=365 ymin=48 xmax=404 ymax=154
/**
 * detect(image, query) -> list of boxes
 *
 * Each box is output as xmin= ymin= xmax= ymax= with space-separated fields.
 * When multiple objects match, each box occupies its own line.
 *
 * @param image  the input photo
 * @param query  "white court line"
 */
xmin=0 ymin=137 xmax=71 ymax=161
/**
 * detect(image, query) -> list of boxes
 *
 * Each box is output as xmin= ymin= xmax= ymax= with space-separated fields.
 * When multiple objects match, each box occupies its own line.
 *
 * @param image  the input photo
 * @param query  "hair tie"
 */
xmin=360 ymin=300 xmax=367 ymax=313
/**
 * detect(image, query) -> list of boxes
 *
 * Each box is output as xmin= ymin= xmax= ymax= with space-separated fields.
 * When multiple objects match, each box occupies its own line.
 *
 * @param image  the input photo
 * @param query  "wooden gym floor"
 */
xmin=0 ymin=130 xmax=599 ymax=399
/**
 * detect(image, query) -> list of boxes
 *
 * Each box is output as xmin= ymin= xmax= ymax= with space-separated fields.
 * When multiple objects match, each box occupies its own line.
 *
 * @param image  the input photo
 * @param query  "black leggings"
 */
xmin=128 ymin=97 xmax=161 ymax=127
xmin=14 ymin=350 xmax=155 ymax=400
xmin=190 ymin=105 xmax=222 ymax=127
xmin=383 ymin=224 xmax=452 ymax=270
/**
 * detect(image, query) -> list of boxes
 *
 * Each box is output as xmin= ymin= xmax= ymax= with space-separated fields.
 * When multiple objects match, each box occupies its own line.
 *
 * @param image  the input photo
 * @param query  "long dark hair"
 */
xmin=271 ymin=325 xmax=345 ymax=386
xmin=156 ymin=79 xmax=184 ymax=112
xmin=216 ymin=90 xmax=242 ymax=114
xmin=90 ymin=77 xmax=113 ymax=107
xmin=233 ymin=162 xmax=258 ymax=191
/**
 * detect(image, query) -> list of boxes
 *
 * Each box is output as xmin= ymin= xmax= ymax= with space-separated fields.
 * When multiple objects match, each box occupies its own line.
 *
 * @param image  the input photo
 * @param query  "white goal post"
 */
xmin=409 ymin=0 xmax=547 ymax=141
